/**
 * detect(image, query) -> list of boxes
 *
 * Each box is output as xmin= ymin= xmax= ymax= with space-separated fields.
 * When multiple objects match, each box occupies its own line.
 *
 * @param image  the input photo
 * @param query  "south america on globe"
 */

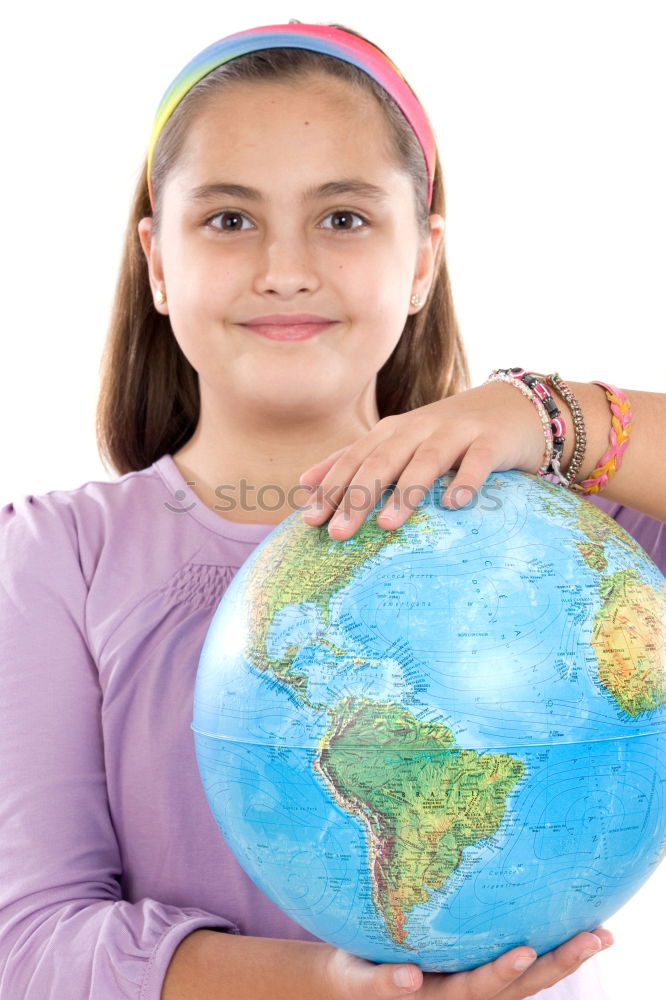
xmin=192 ymin=471 xmax=666 ymax=971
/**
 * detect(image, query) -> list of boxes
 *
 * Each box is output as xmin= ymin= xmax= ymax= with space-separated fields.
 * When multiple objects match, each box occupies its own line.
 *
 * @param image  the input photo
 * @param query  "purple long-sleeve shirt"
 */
xmin=0 ymin=454 xmax=663 ymax=999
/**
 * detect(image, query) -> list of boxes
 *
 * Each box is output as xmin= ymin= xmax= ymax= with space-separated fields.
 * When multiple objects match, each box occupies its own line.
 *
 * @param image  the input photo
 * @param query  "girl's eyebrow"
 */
xmin=186 ymin=179 xmax=389 ymax=203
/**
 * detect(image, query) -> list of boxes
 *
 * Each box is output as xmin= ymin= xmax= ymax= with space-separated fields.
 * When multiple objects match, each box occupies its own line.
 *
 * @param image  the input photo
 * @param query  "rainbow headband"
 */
xmin=146 ymin=23 xmax=436 ymax=207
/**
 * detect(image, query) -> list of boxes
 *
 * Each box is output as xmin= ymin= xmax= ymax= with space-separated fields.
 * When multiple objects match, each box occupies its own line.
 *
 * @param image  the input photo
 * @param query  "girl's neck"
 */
xmin=171 ymin=404 xmax=376 ymax=525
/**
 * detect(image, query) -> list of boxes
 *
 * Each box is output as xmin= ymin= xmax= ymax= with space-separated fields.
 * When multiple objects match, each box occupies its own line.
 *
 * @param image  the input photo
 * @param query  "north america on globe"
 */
xmin=193 ymin=470 xmax=666 ymax=971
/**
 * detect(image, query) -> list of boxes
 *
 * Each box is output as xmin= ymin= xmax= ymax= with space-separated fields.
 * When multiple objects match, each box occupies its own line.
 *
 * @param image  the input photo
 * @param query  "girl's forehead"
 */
xmin=172 ymin=75 xmax=402 ymax=190
xmin=191 ymin=73 xmax=386 ymax=137
xmin=206 ymin=70 xmax=372 ymax=104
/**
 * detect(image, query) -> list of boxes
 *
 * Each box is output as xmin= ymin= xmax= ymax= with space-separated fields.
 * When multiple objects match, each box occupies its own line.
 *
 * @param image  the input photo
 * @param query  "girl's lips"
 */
xmin=241 ymin=317 xmax=337 ymax=341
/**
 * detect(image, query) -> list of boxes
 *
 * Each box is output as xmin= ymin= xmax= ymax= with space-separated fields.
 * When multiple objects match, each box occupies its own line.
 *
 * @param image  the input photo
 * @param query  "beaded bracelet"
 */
xmin=485 ymin=370 xmax=554 ymax=475
xmin=517 ymin=370 xmax=568 ymax=484
xmin=570 ymin=382 xmax=632 ymax=496
xmin=488 ymin=368 xmax=568 ymax=484
xmin=544 ymin=373 xmax=587 ymax=486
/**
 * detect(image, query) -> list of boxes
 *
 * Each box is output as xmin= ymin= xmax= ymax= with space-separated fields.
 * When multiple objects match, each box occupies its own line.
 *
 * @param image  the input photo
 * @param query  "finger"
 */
xmin=326 ymin=453 xmax=408 ymax=538
xmin=365 ymin=962 xmax=424 ymax=998
xmin=303 ymin=443 xmax=414 ymax=533
xmin=325 ymin=950 xmax=424 ymax=999
xmin=299 ymin=448 xmax=349 ymax=487
xmin=590 ymin=925 xmax=614 ymax=949
xmin=441 ymin=442 xmax=499 ymax=510
xmin=495 ymin=931 xmax=606 ymax=1000
xmin=301 ymin=450 xmax=381 ymax=526
xmin=375 ymin=445 xmax=453 ymax=530
xmin=443 ymin=947 xmax=538 ymax=1000
xmin=301 ymin=419 xmax=404 ymax=525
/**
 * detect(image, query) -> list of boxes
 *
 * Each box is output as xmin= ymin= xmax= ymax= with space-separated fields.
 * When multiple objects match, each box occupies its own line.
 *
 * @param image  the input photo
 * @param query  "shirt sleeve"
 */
xmin=0 ymin=496 xmax=238 ymax=1000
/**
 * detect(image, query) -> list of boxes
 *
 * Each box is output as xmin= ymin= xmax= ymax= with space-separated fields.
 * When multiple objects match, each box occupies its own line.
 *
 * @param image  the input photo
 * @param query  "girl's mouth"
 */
xmin=240 ymin=314 xmax=338 ymax=341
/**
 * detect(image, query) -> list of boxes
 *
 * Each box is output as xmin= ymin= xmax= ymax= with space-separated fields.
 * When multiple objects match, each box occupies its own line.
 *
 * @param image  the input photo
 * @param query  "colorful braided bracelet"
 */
xmin=570 ymin=381 xmax=632 ymax=496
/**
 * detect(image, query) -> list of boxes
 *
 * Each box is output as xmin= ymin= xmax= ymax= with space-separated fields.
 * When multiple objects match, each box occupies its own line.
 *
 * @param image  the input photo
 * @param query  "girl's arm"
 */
xmin=299 ymin=381 xmax=666 ymax=538
xmin=0 ymin=497 xmax=235 ymax=999
xmin=161 ymin=925 xmax=612 ymax=1000
xmin=547 ymin=382 xmax=663 ymax=520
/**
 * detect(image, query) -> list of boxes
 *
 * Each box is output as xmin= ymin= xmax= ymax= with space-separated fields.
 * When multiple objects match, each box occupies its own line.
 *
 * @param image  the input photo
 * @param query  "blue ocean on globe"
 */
xmin=192 ymin=470 xmax=666 ymax=971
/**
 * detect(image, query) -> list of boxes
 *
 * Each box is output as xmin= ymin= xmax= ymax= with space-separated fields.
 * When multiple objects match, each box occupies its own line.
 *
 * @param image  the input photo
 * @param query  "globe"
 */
xmin=192 ymin=470 xmax=666 ymax=972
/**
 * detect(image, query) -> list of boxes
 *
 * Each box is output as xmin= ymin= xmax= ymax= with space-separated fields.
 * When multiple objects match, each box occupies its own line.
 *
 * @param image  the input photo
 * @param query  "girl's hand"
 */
xmin=300 ymin=382 xmax=546 ymax=539
xmin=323 ymin=926 xmax=613 ymax=1000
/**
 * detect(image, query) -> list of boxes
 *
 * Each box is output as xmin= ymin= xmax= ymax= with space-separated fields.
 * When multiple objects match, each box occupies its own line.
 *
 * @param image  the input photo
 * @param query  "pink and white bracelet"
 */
xmin=485 ymin=369 xmax=555 ymax=476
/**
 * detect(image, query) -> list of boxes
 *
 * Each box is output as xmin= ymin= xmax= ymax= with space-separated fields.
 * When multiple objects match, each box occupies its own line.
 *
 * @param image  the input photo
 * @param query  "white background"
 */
xmin=1 ymin=1 xmax=664 ymax=995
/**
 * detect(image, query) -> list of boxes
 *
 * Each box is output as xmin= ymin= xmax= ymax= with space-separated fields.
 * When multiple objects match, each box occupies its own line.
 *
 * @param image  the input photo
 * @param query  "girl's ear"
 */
xmin=411 ymin=213 xmax=445 ymax=306
xmin=138 ymin=217 xmax=169 ymax=314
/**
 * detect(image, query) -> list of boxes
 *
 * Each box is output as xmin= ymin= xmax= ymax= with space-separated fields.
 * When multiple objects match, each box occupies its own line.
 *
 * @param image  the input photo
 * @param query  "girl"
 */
xmin=1 ymin=21 xmax=664 ymax=1000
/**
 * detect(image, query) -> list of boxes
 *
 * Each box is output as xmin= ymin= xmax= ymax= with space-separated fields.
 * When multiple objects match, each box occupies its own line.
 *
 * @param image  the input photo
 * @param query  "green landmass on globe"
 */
xmin=242 ymin=507 xmax=428 ymax=701
xmin=315 ymin=697 xmax=525 ymax=945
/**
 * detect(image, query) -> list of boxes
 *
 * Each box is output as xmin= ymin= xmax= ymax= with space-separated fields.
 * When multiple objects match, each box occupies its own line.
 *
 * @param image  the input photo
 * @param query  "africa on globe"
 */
xmin=192 ymin=471 xmax=666 ymax=972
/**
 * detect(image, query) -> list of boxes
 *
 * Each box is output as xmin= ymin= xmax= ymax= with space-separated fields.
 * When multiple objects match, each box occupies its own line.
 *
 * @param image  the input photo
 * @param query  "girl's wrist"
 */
xmin=494 ymin=371 xmax=628 ymax=492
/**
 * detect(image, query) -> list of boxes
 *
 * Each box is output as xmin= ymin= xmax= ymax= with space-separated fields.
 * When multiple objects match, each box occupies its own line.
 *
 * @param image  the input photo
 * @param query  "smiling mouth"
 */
xmin=240 ymin=318 xmax=338 ymax=341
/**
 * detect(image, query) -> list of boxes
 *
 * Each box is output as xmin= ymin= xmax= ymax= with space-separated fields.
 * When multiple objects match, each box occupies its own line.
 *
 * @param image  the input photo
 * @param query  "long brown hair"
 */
xmin=96 ymin=32 xmax=470 ymax=476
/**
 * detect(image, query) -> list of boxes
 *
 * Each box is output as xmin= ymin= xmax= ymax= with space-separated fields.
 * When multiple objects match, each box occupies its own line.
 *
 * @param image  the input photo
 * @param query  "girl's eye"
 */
xmin=319 ymin=211 xmax=367 ymax=231
xmin=207 ymin=211 xmax=254 ymax=232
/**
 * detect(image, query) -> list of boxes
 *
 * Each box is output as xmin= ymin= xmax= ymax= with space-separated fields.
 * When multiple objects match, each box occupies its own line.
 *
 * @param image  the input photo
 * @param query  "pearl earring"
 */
xmin=410 ymin=293 xmax=421 ymax=308
xmin=156 ymin=288 xmax=166 ymax=305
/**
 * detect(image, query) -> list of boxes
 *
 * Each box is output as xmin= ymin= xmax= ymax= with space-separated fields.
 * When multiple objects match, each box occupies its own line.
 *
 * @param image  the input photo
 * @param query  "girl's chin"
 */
xmin=241 ymin=366 xmax=349 ymax=398
xmin=232 ymin=378 xmax=364 ymax=422
xmin=248 ymin=392 xmax=341 ymax=420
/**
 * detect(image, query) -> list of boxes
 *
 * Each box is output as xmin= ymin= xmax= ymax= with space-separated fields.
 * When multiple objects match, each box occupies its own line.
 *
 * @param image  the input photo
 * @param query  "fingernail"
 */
xmin=454 ymin=488 xmax=473 ymax=507
xmin=513 ymin=953 xmax=537 ymax=972
xmin=393 ymin=967 xmax=416 ymax=989
xmin=579 ymin=933 xmax=603 ymax=961
xmin=592 ymin=927 xmax=614 ymax=949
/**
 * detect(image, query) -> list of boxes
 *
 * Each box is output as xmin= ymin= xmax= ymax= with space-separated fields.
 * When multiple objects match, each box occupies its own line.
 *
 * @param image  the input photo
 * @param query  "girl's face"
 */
xmin=139 ymin=73 xmax=443 ymax=426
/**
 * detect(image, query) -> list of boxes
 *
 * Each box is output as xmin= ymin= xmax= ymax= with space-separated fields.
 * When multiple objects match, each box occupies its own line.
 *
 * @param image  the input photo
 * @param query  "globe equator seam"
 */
xmin=190 ymin=722 xmax=666 ymax=750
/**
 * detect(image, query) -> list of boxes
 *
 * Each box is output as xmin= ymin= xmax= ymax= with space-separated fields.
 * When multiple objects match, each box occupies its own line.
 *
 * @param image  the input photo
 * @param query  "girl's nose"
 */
xmin=252 ymin=231 xmax=321 ymax=298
